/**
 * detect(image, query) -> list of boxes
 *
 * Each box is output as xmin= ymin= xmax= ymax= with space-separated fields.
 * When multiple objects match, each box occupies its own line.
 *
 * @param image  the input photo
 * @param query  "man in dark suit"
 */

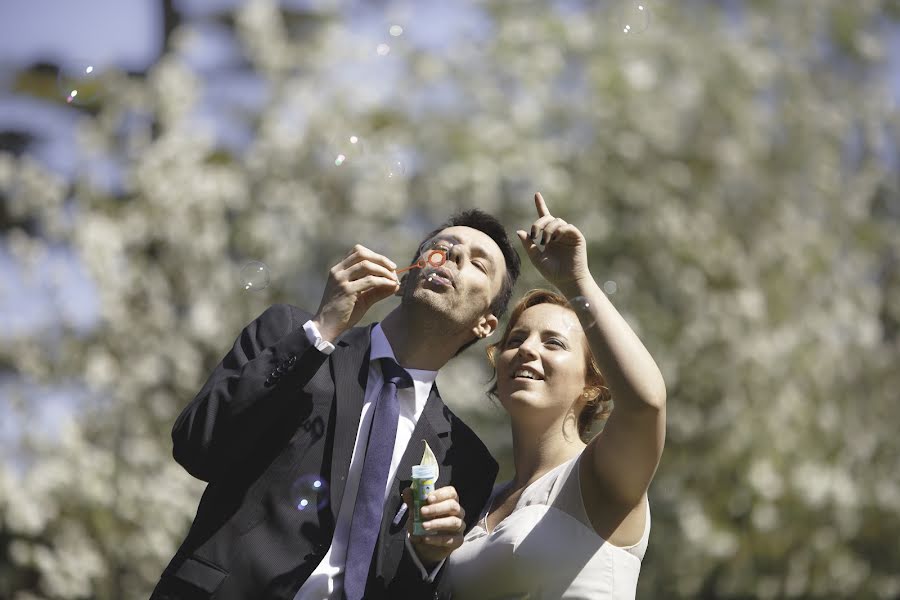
xmin=151 ymin=210 xmax=521 ymax=600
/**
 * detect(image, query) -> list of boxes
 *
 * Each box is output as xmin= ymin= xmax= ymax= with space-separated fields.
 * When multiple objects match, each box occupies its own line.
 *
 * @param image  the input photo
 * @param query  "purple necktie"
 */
xmin=343 ymin=358 xmax=411 ymax=600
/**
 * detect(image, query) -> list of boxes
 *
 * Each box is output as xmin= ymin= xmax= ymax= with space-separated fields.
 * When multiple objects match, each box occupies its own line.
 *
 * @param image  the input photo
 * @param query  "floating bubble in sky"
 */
xmin=389 ymin=25 xmax=404 ymax=37
xmin=329 ymin=133 xmax=366 ymax=167
xmin=568 ymin=296 xmax=597 ymax=329
xmin=376 ymin=43 xmax=391 ymax=56
xmin=291 ymin=474 xmax=330 ymax=512
xmin=619 ymin=1 xmax=651 ymax=35
xmin=57 ymin=60 xmax=103 ymax=106
xmin=240 ymin=261 xmax=270 ymax=291
xmin=386 ymin=159 xmax=406 ymax=179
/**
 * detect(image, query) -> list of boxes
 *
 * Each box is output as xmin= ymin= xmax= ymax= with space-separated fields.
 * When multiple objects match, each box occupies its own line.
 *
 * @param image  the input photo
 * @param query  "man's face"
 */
xmin=401 ymin=226 xmax=507 ymax=329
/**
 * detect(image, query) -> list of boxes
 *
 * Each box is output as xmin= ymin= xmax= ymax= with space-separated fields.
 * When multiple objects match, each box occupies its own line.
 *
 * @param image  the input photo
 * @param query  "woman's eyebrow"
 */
xmin=543 ymin=329 xmax=570 ymax=340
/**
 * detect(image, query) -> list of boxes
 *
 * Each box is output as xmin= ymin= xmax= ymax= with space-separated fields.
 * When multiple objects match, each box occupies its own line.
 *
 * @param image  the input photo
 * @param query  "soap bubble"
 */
xmin=58 ymin=60 xmax=104 ymax=106
xmin=389 ymin=25 xmax=404 ymax=37
xmin=240 ymin=261 xmax=270 ymax=291
xmin=603 ymin=280 xmax=618 ymax=295
xmin=291 ymin=474 xmax=330 ymax=512
xmin=619 ymin=1 xmax=651 ymax=35
xmin=328 ymin=133 xmax=367 ymax=167
xmin=386 ymin=159 xmax=406 ymax=180
xmin=568 ymin=296 xmax=597 ymax=329
xmin=376 ymin=43 xmax=391 ymax=56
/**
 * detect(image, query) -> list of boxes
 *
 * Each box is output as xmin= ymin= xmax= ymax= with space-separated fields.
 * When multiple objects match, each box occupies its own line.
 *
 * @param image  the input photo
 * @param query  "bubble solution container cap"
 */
xmin=412 ymin=464 xmax=438 ymax=479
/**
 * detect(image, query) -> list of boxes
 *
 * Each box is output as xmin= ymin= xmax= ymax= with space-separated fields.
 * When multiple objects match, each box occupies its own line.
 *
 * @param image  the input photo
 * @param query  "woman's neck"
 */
xmin=508 ymin=413 xmax=585 ymax=490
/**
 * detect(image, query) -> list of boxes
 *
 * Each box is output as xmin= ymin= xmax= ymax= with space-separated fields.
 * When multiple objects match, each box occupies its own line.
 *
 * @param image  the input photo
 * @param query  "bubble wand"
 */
xmin=394 ymin=248 xmax=448 ymax=274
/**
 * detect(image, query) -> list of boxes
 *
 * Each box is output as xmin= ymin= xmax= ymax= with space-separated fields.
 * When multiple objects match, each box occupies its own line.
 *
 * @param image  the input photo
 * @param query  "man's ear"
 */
xmin=472 ymin=313 xmax=499 ymax=339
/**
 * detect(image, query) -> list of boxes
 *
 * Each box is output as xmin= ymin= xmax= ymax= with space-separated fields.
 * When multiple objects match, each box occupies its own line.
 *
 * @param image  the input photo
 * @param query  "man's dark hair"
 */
xmin=408 ymin=209 xmax=521 ymax=355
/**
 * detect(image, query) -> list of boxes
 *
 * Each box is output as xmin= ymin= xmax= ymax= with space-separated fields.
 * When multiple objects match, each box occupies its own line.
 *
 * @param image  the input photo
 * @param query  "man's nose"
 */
xmin=447 ymin=243 xmax=465 ymax=267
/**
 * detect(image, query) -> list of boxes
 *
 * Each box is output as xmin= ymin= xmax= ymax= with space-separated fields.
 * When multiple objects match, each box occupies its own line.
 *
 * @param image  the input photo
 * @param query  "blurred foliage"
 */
xmin=2 ymin=0 xmax=900 ymax=598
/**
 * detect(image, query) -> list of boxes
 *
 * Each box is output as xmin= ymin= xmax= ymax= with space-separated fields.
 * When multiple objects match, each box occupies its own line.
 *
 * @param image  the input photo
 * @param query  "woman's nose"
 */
xmin=516 ymin=339 xmax=540 ymax=360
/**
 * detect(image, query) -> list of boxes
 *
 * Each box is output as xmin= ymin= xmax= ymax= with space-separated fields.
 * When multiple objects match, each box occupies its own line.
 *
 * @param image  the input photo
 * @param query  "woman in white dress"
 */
xmin=408 ymin=193 xmax=667 ymax=599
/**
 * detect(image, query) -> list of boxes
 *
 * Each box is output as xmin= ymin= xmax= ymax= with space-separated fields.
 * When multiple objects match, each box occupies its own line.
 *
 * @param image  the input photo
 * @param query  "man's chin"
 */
xmin=406 ymin=286 xmax=444 ymax=306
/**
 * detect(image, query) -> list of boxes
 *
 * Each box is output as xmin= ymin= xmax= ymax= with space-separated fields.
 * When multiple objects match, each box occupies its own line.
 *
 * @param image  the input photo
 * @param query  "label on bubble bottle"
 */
xmin=412 ymin=441 xmax=439 ymax=536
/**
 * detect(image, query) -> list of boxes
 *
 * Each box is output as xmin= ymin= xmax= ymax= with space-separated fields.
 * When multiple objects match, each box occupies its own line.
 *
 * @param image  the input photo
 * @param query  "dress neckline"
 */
xmin=480 ymin=457 xmax=575 ymax=534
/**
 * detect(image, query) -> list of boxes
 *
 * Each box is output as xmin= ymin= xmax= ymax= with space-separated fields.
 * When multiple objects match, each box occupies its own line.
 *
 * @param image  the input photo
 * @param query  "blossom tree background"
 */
xmin=1 ymin=0 xmax=899 ymax=598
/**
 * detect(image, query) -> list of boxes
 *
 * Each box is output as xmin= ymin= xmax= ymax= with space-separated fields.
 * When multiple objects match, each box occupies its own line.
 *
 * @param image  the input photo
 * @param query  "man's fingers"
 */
xmin=425 ymin=486 xmax=458 ymax=504
xmin=421 ymin=515 xmax=465 ymax=533
xmin=347 ymin=275 xmax=400 ymax=296
xmin=535 ymin=192 xmax=550 ymax=218
xmin=337 ymin=244 xmax=398 ymax=274
xmin=343 ymin=260 xmax=399 ymax=284
xmin=420 ymin=499 xmax=463 ymax=519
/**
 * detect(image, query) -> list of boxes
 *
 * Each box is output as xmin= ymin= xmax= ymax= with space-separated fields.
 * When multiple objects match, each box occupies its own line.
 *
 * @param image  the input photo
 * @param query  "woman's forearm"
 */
xmin=557 ymin=276 xmax=667 ymax=412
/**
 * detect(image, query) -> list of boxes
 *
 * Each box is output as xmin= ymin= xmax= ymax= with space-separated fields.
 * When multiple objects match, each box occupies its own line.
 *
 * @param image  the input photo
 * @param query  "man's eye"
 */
xmin=474 ymin=261 xmax=487 ymax=273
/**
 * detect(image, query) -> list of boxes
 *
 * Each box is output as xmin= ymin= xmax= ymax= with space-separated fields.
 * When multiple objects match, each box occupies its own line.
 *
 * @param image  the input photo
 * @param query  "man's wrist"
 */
xmin=303 ymin=320 xmax=337 ymax=354
xmin=405 ymin=534 xmax=446 ymax=581
xmin=311 ymin=318 xmax=342 ymax=342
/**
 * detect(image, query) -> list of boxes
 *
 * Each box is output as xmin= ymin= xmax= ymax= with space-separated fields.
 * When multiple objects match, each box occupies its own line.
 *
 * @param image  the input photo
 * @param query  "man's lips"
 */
xmin=425 ymin=267 xmax=454 ymax=287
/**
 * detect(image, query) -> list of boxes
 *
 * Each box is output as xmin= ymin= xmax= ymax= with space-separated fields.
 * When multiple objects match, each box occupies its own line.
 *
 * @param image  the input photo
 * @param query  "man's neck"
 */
xmin=380 ymin=306 xmax=466 ymax=371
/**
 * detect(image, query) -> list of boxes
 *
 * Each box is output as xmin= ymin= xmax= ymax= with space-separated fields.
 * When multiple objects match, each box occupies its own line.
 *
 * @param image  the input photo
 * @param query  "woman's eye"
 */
xmin=546 ymin=338 xmax=565 ymax=348
xmin=474 ymin=261 xmax=487 ymax=273
xmin=505 ymin=338 xmax=523 ymax=349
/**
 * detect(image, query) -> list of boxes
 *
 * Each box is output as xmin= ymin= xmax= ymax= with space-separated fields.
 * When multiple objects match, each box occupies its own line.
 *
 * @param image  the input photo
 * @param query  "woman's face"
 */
xmin=495 ymin=303 xmax=589 ymax=416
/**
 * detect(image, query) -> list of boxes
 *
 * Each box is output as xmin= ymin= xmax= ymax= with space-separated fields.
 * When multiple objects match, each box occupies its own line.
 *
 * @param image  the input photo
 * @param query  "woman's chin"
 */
xmin=500 ymin=388 xmax=546 ymax=408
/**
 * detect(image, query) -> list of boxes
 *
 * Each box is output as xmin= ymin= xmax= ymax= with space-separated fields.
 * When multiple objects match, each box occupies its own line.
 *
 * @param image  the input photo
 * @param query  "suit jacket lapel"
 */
xmin=329 ymin=324 xmax=374 ymax=515
xmin=392 ymin=385 xmax=453 ymax=493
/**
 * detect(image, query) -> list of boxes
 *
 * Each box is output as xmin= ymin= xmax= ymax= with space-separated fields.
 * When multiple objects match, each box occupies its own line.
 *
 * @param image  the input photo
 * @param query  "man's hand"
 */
xmin=312 ymin=244 xmax=400 ymax=341
xmin=401 ymin=485 xmax=467 ymax=568
xmin=516 ymin=192 xmax=591 ymax=290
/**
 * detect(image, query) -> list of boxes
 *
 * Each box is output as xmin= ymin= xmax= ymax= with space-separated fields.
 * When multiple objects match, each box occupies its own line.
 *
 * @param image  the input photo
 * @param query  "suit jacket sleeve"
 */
xmin=171 ymin=303 xmax=328 ymax=482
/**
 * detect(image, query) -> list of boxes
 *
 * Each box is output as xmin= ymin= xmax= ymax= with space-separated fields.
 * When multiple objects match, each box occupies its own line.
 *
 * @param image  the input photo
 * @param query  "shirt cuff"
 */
xmin=404 ymin=534 xmax=446 ymax=582
xmin=302 ymin=320 xmax=336 ymax=355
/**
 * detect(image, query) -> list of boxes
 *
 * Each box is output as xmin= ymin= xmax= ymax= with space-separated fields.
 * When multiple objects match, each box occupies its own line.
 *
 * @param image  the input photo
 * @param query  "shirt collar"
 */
xmin=370 ymin=323 xmax=438 ymax=384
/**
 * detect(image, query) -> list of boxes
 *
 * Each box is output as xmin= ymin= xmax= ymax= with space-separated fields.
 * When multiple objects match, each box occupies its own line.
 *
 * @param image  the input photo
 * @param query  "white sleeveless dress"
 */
xmin=445 ymin=454 xmax=650 ymax=599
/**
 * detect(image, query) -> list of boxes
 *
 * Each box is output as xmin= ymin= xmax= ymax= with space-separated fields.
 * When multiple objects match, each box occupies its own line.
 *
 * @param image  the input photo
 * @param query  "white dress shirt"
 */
xmin=293 ymin=321 xmax=440 ymax=600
